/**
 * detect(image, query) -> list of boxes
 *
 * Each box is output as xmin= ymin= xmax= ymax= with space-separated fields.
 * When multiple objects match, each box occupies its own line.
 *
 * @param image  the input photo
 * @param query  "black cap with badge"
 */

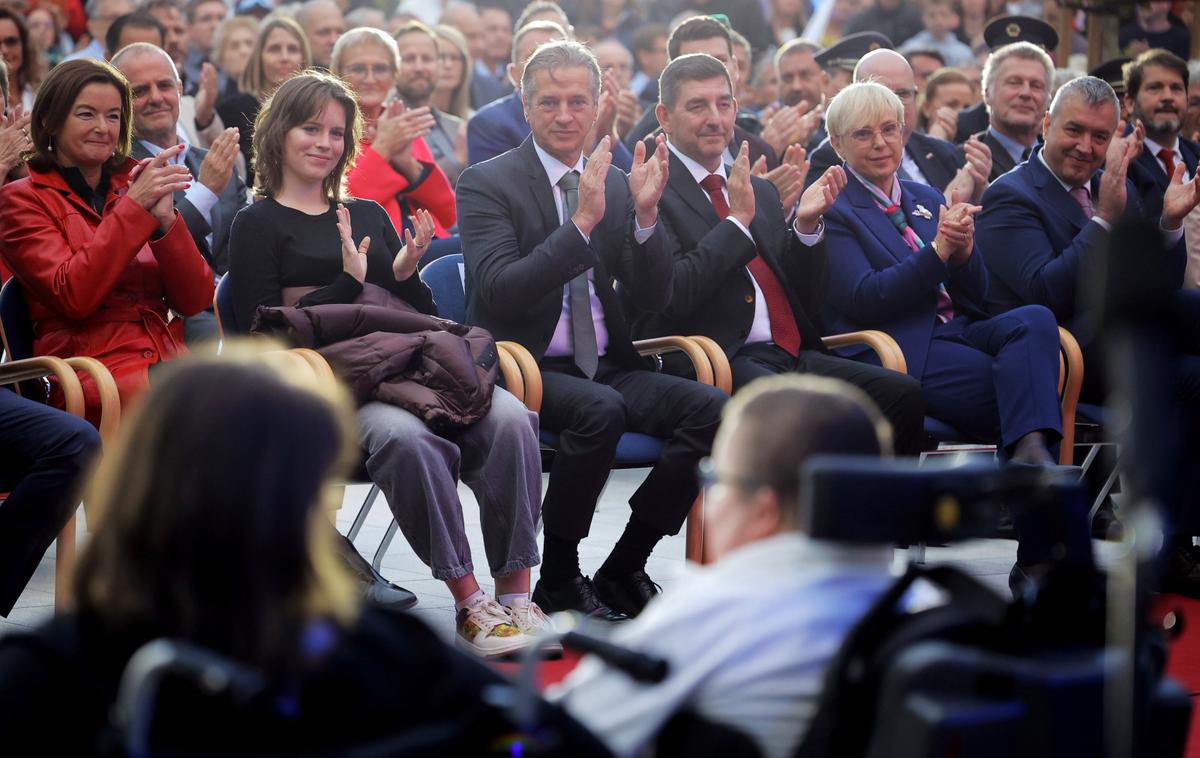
xmin=983 ymin=15 xmax=1059 ymax=52
xmin=815 ymin=31 xmax=894 ymax=74
xmin=1089 ymin=57 xmax=1132 ymax=97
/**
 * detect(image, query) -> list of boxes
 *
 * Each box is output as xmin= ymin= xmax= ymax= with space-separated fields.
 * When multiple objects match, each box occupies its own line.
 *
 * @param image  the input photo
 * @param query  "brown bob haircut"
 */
xmin=1123 ymin=48 xmax=1189 ymax=100
xmin=28 ymin=58 xmax=134 ymax=173
xmin=251 ymin=70 xmax=362 ymax=201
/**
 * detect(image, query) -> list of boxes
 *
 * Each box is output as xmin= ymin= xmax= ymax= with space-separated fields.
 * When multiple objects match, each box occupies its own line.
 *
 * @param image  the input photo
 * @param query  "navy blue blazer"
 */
xmin=465 ymin=91 xmax=633 ymax=171
xmin=975 ymin=147 xmax=1186 ymax=345
xmin=823 ymin=176 xmax=989 ymax=379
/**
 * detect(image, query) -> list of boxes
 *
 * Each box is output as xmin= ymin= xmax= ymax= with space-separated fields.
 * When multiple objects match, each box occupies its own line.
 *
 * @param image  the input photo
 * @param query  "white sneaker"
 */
xmin=506 ymin=597 xmax=563 ymax=656
xmin=456 ymin=596 xmax=529 ymax=657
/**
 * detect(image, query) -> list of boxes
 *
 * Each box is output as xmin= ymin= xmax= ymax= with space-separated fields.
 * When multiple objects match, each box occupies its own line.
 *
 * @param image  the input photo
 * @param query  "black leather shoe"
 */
xmin=335 ymin=532 xmax=418 ymax=612
xmin=594 ymin=569 xmax=661 ymax=618
xmin=1163 ymin=545 xmax=1200 ymax=599
xmin=533 ymin=576 xmax=629 ymax=623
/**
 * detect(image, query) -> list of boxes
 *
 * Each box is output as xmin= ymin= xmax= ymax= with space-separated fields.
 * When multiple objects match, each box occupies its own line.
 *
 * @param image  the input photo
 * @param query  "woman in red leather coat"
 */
xmin=0 ymin=59 xmax=213 ymax=420
xmin=331 ymin=28 xmax=457 ymax=244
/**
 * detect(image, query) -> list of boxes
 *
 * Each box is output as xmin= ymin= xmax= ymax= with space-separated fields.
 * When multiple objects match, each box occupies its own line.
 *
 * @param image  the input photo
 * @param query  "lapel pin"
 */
xmin=913 ymin=204 xmax=933 ymax=219
xmin=925 ymin=152 xmax=934 ymax=160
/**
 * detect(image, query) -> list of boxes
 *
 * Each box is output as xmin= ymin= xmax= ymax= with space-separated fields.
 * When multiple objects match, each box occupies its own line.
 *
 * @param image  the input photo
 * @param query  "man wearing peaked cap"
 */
xmin=816 ymin=31 xmax=893 ymax=101
xmin=1090 ymin=57 xmax=1132 ymax=96
xmin=955 ymin=15 xmax=1060 ymax=143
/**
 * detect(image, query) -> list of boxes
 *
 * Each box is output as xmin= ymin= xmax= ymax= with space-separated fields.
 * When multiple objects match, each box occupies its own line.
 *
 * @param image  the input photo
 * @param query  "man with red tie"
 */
xmin=628 ymin=53 xmax=925 ymax=455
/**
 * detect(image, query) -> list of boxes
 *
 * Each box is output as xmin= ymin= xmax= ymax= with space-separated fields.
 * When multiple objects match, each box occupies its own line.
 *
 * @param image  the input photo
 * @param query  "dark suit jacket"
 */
xmin=973 ymin=128 xmax=1032 ymax=183
xmin=469 ymin=69 xmax=512 ymax=112
xmin=975 ymin=147 xmax=1184 ymax=345
xmin=805 ymin=131 xmax=964 ymax=192
xmin=623 ymin=105 xmax=779 ymax=170
xmin=1128 ymin=136 xmax=1200 ymax=221
xmin=627 ymin=150 xmax=829 ymax=357
xmin=456 ymin=136 xmax=672 ymax=368
xmin=466 ymin=91 xmax=633 ymax=171
xmin=954 ymin=101 xmax=989 ymax=144
xmin=823 ymin=177 xmax=990 ymax=379
xmin=131 ymin=140 xmax=248 ymax=275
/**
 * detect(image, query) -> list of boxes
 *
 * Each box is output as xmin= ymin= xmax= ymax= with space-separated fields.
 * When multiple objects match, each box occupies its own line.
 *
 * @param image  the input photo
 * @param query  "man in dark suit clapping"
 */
xmin=628 ymin=53 xmax=924 ymax=455
xmin=457 ymin=41 xmax=726 ymax=621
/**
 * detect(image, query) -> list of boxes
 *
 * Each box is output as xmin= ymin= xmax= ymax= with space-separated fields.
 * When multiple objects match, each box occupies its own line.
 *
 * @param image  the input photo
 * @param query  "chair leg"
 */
xmin=685 ymin=493 xmax=705 ymax=564
xmin=54 ymin=512 xmax=77 ymax=611
xmin=372 ymin=518 xmax=400 ymax=573
xmin=345 ymin=484 xmax=381 ymax=543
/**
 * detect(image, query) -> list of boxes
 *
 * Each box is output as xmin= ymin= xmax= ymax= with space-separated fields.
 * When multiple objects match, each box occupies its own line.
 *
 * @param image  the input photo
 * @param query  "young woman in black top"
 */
xmin=228 ymin=72 xmax=549 ymax=658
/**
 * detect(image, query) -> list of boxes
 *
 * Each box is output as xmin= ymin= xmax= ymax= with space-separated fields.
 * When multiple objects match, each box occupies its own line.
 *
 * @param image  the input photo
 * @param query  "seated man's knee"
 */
xmin=575 ymin=388 xmax=627 ymax=441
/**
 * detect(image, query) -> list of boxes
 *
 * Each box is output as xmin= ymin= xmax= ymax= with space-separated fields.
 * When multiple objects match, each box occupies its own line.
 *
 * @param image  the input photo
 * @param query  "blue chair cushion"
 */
xmin=923 ymin=415 xmax=970 ymax=445
xmin=540 ymin=430 xmax=664 ymax=466
xmin=419 ymin=254 xmax=467 ymax=325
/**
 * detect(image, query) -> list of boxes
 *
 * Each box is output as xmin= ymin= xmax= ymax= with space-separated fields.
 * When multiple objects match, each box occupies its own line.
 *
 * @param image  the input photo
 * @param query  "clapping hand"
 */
xmin=926 ymin=105 xmax=959 ymax=141
xmin=934 ymin=187 xmax=982 ymax=265
xmin=127 ymin=143 xmax=191 ymax=232
xmin=727 ymin=141 xmax=756 ymax=227
xmin=337 ymin=203 xmax=369 ymax=283
xmin=198 ymin=127 xmax=240 ymax=195
xmin=754 ymin=144 xmax=807 ymax=215
xmin=0 ymin=105 xmax=31 ymax=177
xmin=572 ymin=136 xmax=613 ymax=236
xmin=194 ymin=62 xmax=219 ymax=130
xmin=1096 ymin=120 xmax=1141 ymax=225
xmin=393 ymin=208 xmax=435 ymax=281
xmin=796 ymin=165 xmax=847 ymax=233
xmin=373 ymin=100 xmax=435 ymax=170
xmin=1162 ymin=162 xmax=1200 ymax=229
xmin=630 ymin=134 xmax=669 ymax=228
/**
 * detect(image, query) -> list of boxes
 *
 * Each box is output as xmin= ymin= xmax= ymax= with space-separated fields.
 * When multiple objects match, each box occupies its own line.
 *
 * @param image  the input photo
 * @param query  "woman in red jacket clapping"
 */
xmin=0 ymin=59 xmax=214 ymax=421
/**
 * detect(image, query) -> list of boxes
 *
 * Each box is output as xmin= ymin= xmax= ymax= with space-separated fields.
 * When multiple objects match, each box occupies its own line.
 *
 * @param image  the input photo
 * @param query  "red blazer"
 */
xmin=346 ymin=138 xmax=456 ymax=239
xmin=0 ymin=160 xmax=214 ymax=420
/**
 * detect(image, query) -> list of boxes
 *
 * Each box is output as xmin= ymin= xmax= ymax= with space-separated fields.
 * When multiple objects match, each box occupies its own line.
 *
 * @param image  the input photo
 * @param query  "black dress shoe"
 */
xmin=594 ymin=569 xmax=661 ymax=618
xmin=1163 ymin=545 xmax=1200 ymax=599
xmin=533 ymin=576 xmax=629 ymax=623
xmin=335 ymin=532 xmax=418 ymax=612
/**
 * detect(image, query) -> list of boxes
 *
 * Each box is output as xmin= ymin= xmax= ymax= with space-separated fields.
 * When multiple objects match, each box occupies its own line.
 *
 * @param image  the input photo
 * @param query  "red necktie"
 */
xmin=1159 ymin=148 xmax=1178 ymax=180
xmin=699 ymin=174 xmax=801 ymax=357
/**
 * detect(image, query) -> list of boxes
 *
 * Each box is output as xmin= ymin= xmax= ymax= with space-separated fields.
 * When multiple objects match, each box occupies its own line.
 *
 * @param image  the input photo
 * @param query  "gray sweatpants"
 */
xmin=357 ymin=387 xmax=542 ymax=581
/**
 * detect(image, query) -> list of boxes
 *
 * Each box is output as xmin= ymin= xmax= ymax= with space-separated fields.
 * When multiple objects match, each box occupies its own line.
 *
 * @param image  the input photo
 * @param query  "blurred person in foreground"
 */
xmin=0 ymin=347 xmax=609 ymax=756
xmin=555 ymin=374 xmax=896 ymax=758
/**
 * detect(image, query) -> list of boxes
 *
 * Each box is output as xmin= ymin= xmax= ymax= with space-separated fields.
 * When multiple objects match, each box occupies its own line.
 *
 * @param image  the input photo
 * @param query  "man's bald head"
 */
xmin=853 ymin=48 xmax=918 ymax=140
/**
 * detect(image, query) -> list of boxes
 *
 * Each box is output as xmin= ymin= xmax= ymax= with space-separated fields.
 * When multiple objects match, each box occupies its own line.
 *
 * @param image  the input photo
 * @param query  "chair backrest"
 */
xmin=213 ymin=274 xmax=243 ymax=338
xmin=0 ymin=277 xmax=34 ymax=362
xmin=419 ymin=254 xmax=467 ymax=324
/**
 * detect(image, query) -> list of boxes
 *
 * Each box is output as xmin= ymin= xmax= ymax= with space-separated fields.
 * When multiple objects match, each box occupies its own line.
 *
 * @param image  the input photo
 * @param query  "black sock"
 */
xmin=540 ymin=532 xmax=582 ymax=587
xmin=599 ymin=516 xmax=663 ymax=577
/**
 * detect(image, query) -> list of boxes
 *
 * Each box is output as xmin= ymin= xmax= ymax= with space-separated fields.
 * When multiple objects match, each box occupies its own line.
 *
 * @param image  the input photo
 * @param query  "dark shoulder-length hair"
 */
xmin=28 ymin=59 xmax=133 ymax=173
xmin=251 ymin=71 xmax=362 ymax=202
xmin=75 ymin=343 xmax=360 ymax=676
xmin=0 ymin=6 xmax=37 ymax=93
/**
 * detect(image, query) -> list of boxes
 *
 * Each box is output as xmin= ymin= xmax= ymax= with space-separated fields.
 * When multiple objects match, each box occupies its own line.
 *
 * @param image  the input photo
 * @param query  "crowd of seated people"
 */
xmin=1 ymin=0 xmax=1200 ymax=753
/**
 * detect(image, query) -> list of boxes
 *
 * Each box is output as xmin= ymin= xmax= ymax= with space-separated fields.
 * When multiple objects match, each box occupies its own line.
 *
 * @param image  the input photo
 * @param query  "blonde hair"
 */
xmin=825 ymin=80 xmax=905 ymax=139
xmin=330 ymin=26 xmax=399 ymax=78
xmin=240 ymin=16 xmax=311 ymax=99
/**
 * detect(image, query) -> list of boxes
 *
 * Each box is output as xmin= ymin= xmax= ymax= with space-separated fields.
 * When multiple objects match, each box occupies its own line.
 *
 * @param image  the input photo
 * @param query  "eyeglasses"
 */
xmin=891 ymin=87 xmax=918 ymax=103
xmin=695 ymin=457 xmax=767 ymax=494
xmin=342 ymin=63 xmax=393 ymax=80
xmin=846 ymin=121 xmax=903 ymax=145
xmin=0 ymin=36 xmax=20 ymax=49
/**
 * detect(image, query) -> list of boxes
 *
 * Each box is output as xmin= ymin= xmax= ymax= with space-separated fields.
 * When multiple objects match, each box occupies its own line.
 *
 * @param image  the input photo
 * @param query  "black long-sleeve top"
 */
xmin=227 ymin=197 xmax=434 ymax=331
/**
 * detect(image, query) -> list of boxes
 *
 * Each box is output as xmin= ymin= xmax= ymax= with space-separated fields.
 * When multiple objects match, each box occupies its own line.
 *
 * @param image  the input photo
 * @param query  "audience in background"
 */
xmin=216 ymin=15 xmax=309 ymax=184
xmin=432 ymin=23 xmax=473 ymax=120
xmin=26 ymin=5 xmax=70 ymax=69
xmin=473 ymin=2 xmax=513 ymax=106
xmin=0 ymin=58 xmax=213 ymax=420
xmin=211 ymin=15 xmax=258 ymax=94
xmin=920 ymin=67 xmax=976 ymax=141
xmin=394 ymin=21 xmax=468 ymax=187
xmin=897 ymin=0 xmax=974 ymax=68
xmin=1120 ymin=0 xmax=1191 ymax=61
xmin=182 ymin=0 xmax=230 ymax=96
xmin=0 ymin=7 xmax=41 ymax=112
xmin=629 ymin=22 xmax=668 ymax=104
xmin=295 ymin=0 xmax=344 ymax=70
xmin=64 ymin=0 xmax=134 ymax=61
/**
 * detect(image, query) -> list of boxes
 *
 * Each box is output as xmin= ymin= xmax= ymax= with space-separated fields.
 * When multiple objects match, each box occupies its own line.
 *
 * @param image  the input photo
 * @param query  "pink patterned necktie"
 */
xmin=1070 ymin=186 xmax=1094 ymax=219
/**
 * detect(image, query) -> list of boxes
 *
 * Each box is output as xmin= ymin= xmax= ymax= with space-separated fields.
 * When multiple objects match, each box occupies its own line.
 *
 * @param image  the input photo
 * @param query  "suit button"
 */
xmin=744 ymin=295 xmax=754 ymax=303
xmin=142 ymin=349 xmax=154 ymax=359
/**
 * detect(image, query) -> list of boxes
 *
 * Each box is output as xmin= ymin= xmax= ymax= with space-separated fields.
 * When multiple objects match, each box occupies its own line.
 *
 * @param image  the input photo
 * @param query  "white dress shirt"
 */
xmin=532 ymin=139 xmax=656 ymax=360
xmin=553 ymin=532 xmax=895 ymax=758
xmin=665 ymin=140 xmax=824 ymax=347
